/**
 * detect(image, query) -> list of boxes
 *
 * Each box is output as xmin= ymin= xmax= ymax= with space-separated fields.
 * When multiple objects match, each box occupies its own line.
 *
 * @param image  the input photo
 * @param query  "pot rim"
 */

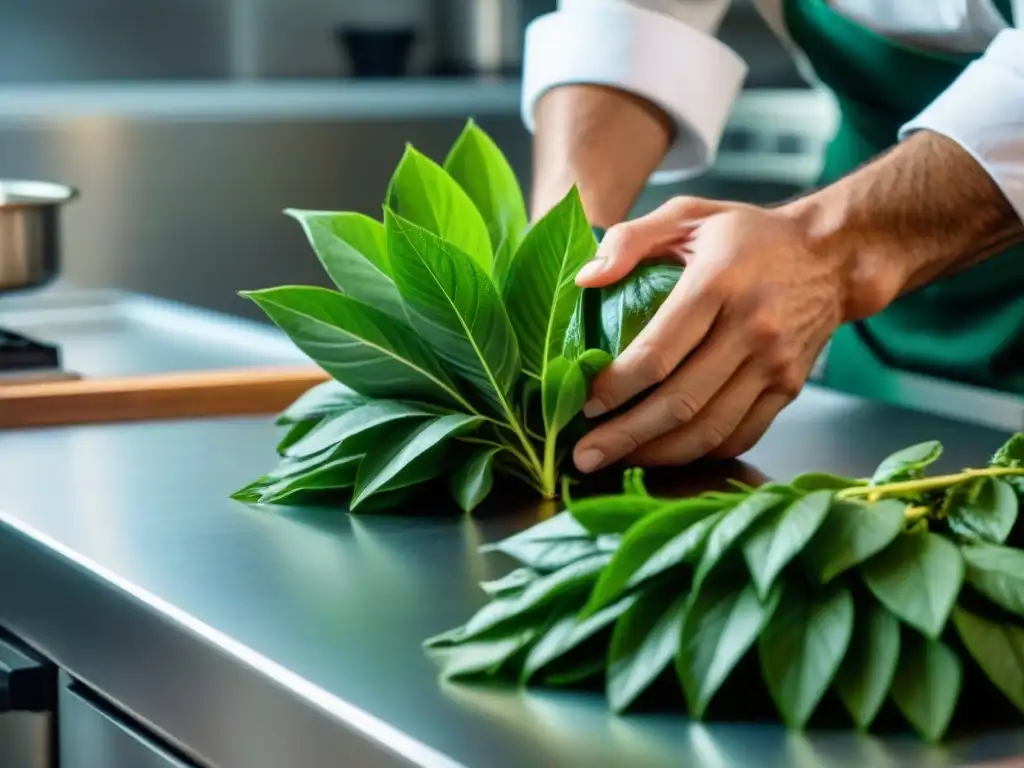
xmin=0 ymin=180 xmax=78 ymax=209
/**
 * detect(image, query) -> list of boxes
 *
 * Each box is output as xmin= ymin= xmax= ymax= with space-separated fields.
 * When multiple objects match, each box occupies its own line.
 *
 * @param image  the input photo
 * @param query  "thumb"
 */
xmin=574 ymin=196 xmax=720 ymax=287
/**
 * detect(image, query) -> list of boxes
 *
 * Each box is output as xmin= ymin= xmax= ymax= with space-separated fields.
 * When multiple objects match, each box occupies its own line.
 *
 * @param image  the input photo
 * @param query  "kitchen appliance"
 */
xmin=431 ymin=0 xmax=527 ymax=76
xmin=0 ymin=180 xmax=77 ymax=382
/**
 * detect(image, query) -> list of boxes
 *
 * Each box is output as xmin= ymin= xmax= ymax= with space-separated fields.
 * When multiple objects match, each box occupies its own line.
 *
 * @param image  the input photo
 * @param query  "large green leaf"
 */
xmin=478 ymin=511 xmax=601 ymax=572
xmin=385 ymin=145 xmax=492 ymax=271
xmin=676 ymin=578 xmax=781 ymax=718
xmin=351 ymin=412 xmax=482 ymax=509
xmin=758 ymin=580 xmax=854 ymax=729
xmin=243 ymin=286 xmax=465 ymax=408
xmin=833 ymin=598 xmax=901 ymax=730
xmin=581 ymin=497 xmax=725 ymax=617
xmin=952 ymin=606 xmax=1024 ymax=715
xmin=946 ymin=477 xmax=1018 ymax=544
xmin=450 ymin=446 xmax=501 ymax=513
xmin=889 ymin=632 xmax=961 ymax=743
xmin=960 ymin=543 xmax=1024 ymax=617
xmin=284 ymin=400 xmax=438 ymax=458
xmin=385 ymin=210 xmax=520 ymax=414
xmin=252 ymin=454 xmax=363 ymax=505
xmin=599 ymin=263 xmax=683 ymax=356
xmin=692 ymin=491 xmax=787 ymax=591
xmin=566 ymin=494 xmax=665 ymax=536
xmin=521 ymin=595 xmax=636 ymax=683
xmin=861 ymin=531 xmax=964 ymax=639
xmin=479 ymin=567 xmax=538 ymax=598
xmin=801 ymin=499 xmax=907 ymax=584
xmin=443 ymin=119 xmax=528 ymax=255
xmin=275 ymin=380 xmax=367 ymax=426
xmin=742 ymin=490 xmax=832 ymax=599
xmin=541 ymin=356 xmax=587 ymax=437
xmin=870 ymin=440 xmax=942 ymax=485
xmin=284 ymin=210 xmax=404 ymax=319
xmin=439 ymin=627 xmax=538 ymax=682
xmin=606 ymin=583 xmax=689 ymax=713
xmin=503 ymin=185 xmax=596 ymax=377
xmin=626 ymin=511 xmax=725 ymax=590
xmin=424 ymin=553 xmax=611 ymax=647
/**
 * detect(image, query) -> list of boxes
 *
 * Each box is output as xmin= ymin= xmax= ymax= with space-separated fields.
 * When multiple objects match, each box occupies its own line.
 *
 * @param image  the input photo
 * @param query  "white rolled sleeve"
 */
xmin=520 ymin=0 xmax=748 ymax=184
xmin=900 ymin=29 xmax=1024 ymax=222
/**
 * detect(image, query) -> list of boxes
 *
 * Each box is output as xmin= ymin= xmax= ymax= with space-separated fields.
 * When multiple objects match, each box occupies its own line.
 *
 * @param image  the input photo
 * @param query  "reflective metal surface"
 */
xmin=0 ymin=180 xmax=77 ymax=294
xmin=0 ymin=392 xmax=1020 ymax=767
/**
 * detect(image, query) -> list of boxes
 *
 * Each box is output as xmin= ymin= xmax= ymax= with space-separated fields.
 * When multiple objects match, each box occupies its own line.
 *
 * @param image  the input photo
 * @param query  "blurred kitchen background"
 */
xmin=0 ymin=0 xmax=837 ymax=321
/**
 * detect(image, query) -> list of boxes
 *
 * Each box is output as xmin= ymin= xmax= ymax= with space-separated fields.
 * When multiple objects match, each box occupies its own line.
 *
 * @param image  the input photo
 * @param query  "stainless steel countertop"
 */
xmin=1 ymin=293 xmax=1023 ymax=767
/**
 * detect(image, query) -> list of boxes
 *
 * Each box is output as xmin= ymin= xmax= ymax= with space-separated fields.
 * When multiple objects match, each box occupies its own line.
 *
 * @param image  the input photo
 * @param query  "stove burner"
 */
xmin=0 ymin=328 xmax=59 ymax=372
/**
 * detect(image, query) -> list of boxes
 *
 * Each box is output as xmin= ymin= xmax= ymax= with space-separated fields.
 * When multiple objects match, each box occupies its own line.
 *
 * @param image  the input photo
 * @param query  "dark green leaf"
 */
xmin=599 ymin=263 xmax=682 ymax=356
xmin=490 ymin=235 xmax=517 ymax=294
xmin=450 ymin=446 xmax=500 ymax=513
xmin=386 ymin=144 xmax=492 ymax=271
xmin=889 ymin=631 xmax=961 ymax=742
xmin=275 ymin=421 xmax=319 ymax=454
xmin=960 ymin=543 xmax=1024 ymax=617
xmin=426 ymin=553 xmax=611 ymax=647
xmin=991 ymin=433 xmax=1024 ymax=469
xmin=243 ymin=286 xmax=465 ymax=407
xmin=947 ymin=477 xmax=1018 ymax=544
xmin=833 ymin=598 xmax=900 ymax=730
xmin=801 ymin=499 xmax=907 ymax=584
xmin=758 ymin=580 xmax=855 ymax=729
xmin=790 ymin=473 xmax=866 ymax=492
xmin=626 ymin=511 xmax=725 ymax=590
xmin=385 ymin=210 xmax=520 ymax=414
xmin=861 ymin=532 xmax=964 ymax=639
xmin=575 ymin=348 xmax=613 ymax=380
xmin=351 ymin=413 xmax=482 ymax=509
xmin=541 ymin=356 xmax=587 ymax=437
xmin=606 ymin=584 xmax=689 ymax=713
xmin=479 ymin=567 xmax=539 ymax=598
xmin=581 ymin=498 xmax=724 ymax=617
xmin=952 ymin=605 xmax=1024 ymax=715
xmin=255 ymin=454 xmax=362 ymax=504
xmin=478 ymin=511 xmax=599 ymax=571
xmin=871 ymin=440 xmax=942 ymax=485
xmin=285 ymin=400 xmax=437 ymax=458
xmin=567 ymin=494 xmax=665 ymax=536
xmin=521 ymin=595 xmax=636 ymax=683
xmin=742 ymin=490 xmax=832 ymax=599
xmin=692 ymin=491 xmax=786 ymax=591
xmin=503 ymin=185 xmax=596 ymax=377
xmin=676 ymin=579 xmax=781 ymax=718
xmin=275 ymin=380 xmax=367 ymax=426
xmin=284 ymin=210 xmax=404 ymax=319
xmin=443 ymin=120 xmax=528 ymax=254
xmin=439 ymin=627 xmax=538 ymax=681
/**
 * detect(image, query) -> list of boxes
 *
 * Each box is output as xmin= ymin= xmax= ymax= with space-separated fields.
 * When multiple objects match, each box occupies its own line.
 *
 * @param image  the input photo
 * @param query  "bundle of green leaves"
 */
xmin=425 ymin=434 xmax=1024 ymax=743
xmin=233 ymin=119 xmax=679 ymax=512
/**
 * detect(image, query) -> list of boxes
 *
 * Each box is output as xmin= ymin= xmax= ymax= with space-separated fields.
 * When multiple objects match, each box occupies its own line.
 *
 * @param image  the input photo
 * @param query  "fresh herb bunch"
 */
xmin=425 ymin=434 xmax=1024 ymax=743
xmin=232 ymin=119 xmax=681 ymax=512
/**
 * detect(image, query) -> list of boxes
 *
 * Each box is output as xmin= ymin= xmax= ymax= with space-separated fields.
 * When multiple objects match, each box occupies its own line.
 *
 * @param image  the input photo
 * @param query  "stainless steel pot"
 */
xmin=0 ymin=180 xmax=78 ymax=294
xmin=431 ymin=0 xmax=527 ymax=76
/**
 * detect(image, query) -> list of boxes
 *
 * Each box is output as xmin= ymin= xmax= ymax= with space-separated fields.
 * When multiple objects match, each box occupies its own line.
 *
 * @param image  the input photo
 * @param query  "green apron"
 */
xmin=783 ymin=0 xmax=1024 ymax=400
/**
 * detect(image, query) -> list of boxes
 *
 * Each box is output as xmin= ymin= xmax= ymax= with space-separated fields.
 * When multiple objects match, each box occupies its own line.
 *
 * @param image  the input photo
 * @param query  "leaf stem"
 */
xmin=541 ymin=434 xmax=558 ymax=500
xmin=837 ymin=466 xmax=1024 ymax=500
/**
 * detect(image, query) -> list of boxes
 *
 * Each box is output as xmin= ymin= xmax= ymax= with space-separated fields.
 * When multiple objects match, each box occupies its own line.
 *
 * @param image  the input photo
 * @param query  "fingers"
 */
xmin=623 ymin=364 xmax=767 ymax=466
xmin=584 ymin=265 xmax=721 ymax=418
xmin=708 ymin=391 xmax=794 ymax=460
xmin=575 ymin=196 xmax=719 ymax=287
xmin=573 ymin=324 xmax=749 ymax=473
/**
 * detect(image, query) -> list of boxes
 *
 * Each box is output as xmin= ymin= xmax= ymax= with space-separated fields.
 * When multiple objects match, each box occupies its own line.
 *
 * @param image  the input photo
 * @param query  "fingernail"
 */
xmin=583 ymin=398 xmax=607 ymax=418
xmin=575 ymin=259 xmax=605 ymax=283
xmin=575 ymin=448 xmax=605 ymax=473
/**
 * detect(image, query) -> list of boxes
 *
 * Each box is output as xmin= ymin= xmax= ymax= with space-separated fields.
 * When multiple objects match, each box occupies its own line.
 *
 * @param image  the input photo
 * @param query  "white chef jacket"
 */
xmin=521 ymin=0 xmax=1024 ymax=220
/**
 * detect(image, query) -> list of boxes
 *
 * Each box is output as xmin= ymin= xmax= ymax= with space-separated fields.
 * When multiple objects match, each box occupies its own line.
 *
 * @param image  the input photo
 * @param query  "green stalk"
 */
xmin=838 ymin=466 xmax=1024 ymax=501
xmin=541 ymin=433 xmax=559 ymax=500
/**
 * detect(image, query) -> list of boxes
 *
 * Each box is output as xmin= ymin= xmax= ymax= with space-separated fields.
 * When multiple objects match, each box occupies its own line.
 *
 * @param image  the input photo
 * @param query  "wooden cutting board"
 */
xmin=0 ymin=365 xmax=330 ymax=429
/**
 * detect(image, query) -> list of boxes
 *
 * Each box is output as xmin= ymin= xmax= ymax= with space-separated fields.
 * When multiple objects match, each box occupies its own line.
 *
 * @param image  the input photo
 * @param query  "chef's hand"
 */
xmin=570 ymin=196 xmax=892 ymax=473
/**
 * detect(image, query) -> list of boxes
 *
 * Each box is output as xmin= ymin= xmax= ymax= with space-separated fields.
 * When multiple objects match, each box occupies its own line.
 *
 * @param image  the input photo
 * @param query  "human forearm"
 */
xmin=530 ymin=85 xmax=673 ymax=227
xmin=782 ymin=130 xmax=1024 ymax=321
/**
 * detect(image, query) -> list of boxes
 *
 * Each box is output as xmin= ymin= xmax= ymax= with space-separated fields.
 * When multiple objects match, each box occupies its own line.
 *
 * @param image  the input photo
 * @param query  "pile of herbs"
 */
xmin=425 ymin=434 xmax=1024 ymax=743
xmin=233 ymin=118 xmax=676 ymax=512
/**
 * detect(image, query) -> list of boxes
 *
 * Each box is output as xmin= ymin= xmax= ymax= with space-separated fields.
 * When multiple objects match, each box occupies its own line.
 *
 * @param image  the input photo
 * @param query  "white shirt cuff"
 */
xmin=521 ymin=3 xmax=748 ymax=185
xmin=900 ymin=29 xmax=1024 ymax=222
